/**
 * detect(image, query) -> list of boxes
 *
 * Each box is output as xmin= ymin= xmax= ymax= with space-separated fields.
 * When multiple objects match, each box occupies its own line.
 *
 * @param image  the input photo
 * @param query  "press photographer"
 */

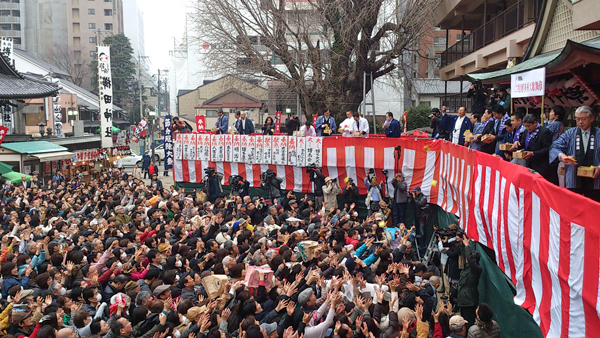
xmin=364 ymin=168 xmax=385 ymax=216
xmin=228 ymin=174 xmax=250 ymax=198
xmin=409 ymin=186 xmax=429 ymax=247
xmin=467 ymin=80 xmax=489 ymax=114
xmin=260 ymin=168 xmax=283 ymax=203
xmin=342 ymin=177 xmax=359 ymax=208
xmin=203 ymin=166 xmax=224 ymax=203
xmin=307 ymin=165 xmax=326 ymax=208
xmin=489 ymin=85 xmax=511 ymax=110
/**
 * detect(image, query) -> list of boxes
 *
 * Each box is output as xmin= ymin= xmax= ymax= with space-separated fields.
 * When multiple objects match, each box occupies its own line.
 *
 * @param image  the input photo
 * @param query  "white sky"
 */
xmin=139 ymin=0 xmax=190 ymax=72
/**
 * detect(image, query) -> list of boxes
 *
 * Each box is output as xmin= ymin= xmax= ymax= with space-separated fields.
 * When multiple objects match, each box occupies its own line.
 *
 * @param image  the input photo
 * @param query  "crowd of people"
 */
xmin=0 ymin=154 xmax=502 ymax=338
xmin=430 ymin=87 xmax=600 ymax=201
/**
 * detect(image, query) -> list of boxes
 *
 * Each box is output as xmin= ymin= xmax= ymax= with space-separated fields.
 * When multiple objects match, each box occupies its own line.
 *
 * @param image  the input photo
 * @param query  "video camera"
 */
xmin=436 ymin=227 xmax=465 ymax=239
xmin=204 ymin=167 xmax=216 ymax=176
xmin=261 ymin=169 xmax=276 ymax=183
xmin=306 ymin=164 xmax=317 ymax=175
xmin=228 ymin=175 xmax=243 ymax=187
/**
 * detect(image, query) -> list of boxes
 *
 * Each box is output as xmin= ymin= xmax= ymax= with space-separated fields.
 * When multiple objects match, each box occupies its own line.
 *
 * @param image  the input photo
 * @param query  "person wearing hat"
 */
xmin=322 ymin=177 xmax=342 ymax=210
xmin=11 ymin=310 xmax=33 ymax=338
xmin=468 ymin=303 xmax=501 ymax=338
xmin=153 ymin=284 xmax=171 ymax=301
xmin=448 ymin=314 xmax=469 ymax=337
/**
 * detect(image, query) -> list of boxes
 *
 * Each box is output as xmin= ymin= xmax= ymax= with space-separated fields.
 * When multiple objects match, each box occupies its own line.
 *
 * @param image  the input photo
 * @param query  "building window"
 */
xmin=13 ymin=37 xmax=20 ymax=45
xmin=74 ymin=50 xmax=82 ymax=58
xmin=89 ymin=23 xmax=96 ymax=29
xmin=206 ymin=110 xmax=219 ymax=117
xmin=104 ymin=9 xmax=112 ymax=16
xmin=11 ymin=10 xmax=18 ymax=17
xmin=456 ymin=33 xmax=463 ymax=41
xmin=105 ymin=0 xmax=112 ymax=2
xmin=420 ymin=101 xmax=431 ymax=107
xmin=0 ymin=24 xmax=10 ymax=30
xmin=90 ymin=51 xmax=97 ymax=57
xmin=89 ymin=36 xmax=97 ymax=43
xmin=433 ymin=37 xmax=446 ymax=45
xmin=73 ymin=37 xmax=81 ymax=47
xmin=12 ymin=24 xmax=19 ymax=30
xmin=0 ymin=10 xmax=10 ymax=16
xmin=88 ymin=8 xmax=95 ymax=15
xmin=104 ymin=23 xmax=113 ymax=30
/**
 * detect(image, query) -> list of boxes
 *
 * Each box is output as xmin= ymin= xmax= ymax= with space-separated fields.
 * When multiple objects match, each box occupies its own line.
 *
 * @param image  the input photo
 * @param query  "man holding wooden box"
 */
xmin=550 ymin=105 xmax=600 ymax=201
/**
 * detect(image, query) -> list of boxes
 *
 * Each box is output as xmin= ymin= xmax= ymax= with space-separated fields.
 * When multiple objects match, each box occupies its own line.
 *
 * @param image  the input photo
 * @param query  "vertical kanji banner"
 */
xmin=97 ymin=46 xmax=113 ymax=148
xmin=196 ymin=115 xmax=205 ymax=132
xmin=287 ymin=136 xmax=297 ymax=166
xmin=224 ymin=134 xmax=233 ymax=162
xmin=275 ymin=111 xmax=282 ymax=133
xmin=263 ymin=135 xmax=272 ymax=164
xmin=173 ymin=133 xmax=183 ymax=160
xmin=163 ymin=115 xmax=173 ymax=170
xmin=255 ymin=135 xmax=264 ymax=164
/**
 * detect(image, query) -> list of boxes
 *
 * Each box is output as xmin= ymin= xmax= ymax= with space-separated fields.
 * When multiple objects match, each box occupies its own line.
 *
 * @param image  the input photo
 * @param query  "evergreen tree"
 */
xmin=90 ymin=34 xmax=136 ymax=110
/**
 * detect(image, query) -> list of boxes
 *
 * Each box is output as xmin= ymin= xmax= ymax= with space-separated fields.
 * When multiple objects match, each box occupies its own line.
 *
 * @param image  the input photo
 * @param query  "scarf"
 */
xmin=513 ymin=124 xmax=525 ymax=143
xmin=525 ymin=124 xmax=541 ymax=150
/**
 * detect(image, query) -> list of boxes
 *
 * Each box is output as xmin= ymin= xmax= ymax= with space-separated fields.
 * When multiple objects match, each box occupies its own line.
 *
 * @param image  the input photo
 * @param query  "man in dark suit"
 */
xmin=236 ymin=111 xmax=255 ymax=135
xmin=20 ymin=175 xmax=30 ymax=190
xmin=511 ymin=114 xmax=555 ymax=182
xmin=475 ymin=107 xmax=496 ymax=154
xmin=449 ymin=107 xmax=473 ymax=146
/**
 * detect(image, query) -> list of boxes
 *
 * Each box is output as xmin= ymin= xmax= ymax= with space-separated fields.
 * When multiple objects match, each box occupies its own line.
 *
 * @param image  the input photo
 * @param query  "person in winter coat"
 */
xmin=468 ymin=303 xmax=501 ymax=338
xmin=391 ymin=173 xmax=408 ymax=226
xmin=322 ymin=177 xmax=342 ymax=210
xmin=133 ymin=164 xmax=143 ymax=180
xmin=457 ymin=237 xmax=482 ymax=328
xmin=341 ymin=178 xmax=359 ymax=208
xmin=142 ymin=153 xmax=151 ymax=179
xmin=1 ymin=262 xmax=31 ymax=300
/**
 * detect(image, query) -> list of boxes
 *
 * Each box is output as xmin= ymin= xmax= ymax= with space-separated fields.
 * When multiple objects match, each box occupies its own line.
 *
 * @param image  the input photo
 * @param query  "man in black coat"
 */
xmin=511 ymin=113 xmax=555 ymax=182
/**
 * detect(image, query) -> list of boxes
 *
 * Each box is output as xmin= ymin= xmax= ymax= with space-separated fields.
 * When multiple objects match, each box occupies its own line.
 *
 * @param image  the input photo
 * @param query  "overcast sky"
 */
xmin=139 ymin=0 xmax=190 ymax=73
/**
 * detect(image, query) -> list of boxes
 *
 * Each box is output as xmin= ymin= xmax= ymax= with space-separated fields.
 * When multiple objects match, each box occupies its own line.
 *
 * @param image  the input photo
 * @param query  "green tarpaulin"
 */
xmin=475 ymin=242 xmax=543 ymax=338
xmin=2 ymin=171 xmax=30 ymax=184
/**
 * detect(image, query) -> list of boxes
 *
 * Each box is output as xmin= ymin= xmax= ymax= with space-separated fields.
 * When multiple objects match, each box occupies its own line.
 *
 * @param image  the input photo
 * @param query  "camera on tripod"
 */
xmin=306 ymin=164 xmax=317 ymax=175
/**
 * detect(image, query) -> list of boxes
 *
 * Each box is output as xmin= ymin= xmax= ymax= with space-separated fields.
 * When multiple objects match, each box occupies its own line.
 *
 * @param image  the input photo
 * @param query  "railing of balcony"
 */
xmin=440 ymin=0 xmax=542 ymax=67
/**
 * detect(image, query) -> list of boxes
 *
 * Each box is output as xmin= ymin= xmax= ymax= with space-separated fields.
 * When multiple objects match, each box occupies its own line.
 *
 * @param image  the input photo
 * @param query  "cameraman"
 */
xmin=409 ymin=186 xmax=428 ymax=243
xmin=229 ymin=175 xmax=250 ymax=198
xmin=342 ymin=177 xmax=359 ymax=208
xmin=490 ymin=85 xmax=511 ymax=111
xmin=364 ymin=170 xmax=384 ymax=216
xmin=261 ymin=169 xmax=283 ymax=203
xmin=467 ymin=81 xmax=488 ymax=114
xmin=285 ymin=112 xmax=300 ymax=135
xmin=204 ymin=167 xmax=224 ymax=203
xmin=429 ymin=108 xmax=442 ymax=138
xmin=307 ymin=167 xmax=326 ymax=208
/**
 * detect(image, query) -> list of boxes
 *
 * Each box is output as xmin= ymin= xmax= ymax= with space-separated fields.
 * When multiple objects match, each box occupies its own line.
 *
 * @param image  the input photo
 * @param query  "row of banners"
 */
xmin=173 ymin=133 xmax=324 ymax=167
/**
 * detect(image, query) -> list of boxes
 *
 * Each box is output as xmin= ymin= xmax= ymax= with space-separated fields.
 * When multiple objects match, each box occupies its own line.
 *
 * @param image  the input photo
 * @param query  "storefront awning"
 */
xmin=33 ymin=151 xmax=75 ymax=162
xmin=468 ymin=37 xmax=600 ymax=82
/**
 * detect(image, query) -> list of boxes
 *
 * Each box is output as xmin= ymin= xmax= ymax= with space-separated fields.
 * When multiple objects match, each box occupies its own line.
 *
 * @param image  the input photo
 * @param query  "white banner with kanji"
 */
xmin=255 ymin=135 xmax=264 ymax=164
xmin=224 ymin=134 xmax=233 ymax=162
xmin=174 ymin=133 xmax=183 ymax=160
xmin=511 ymin=67 xmax=546 ymax=98
xmin=232 ymin=135 xmax=241 ymax=163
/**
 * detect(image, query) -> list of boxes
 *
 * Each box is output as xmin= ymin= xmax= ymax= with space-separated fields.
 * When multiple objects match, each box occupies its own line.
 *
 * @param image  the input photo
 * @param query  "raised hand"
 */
xmin=415 ymin=303 xmax=423 ymax=322
xmin=286 ymin=301 xmax=296 ymax=316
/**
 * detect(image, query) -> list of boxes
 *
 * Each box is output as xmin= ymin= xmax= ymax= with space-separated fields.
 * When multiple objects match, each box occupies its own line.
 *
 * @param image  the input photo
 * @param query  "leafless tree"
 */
xmin=44 ymin=46 xmax=92 ymax=87
xmin=192 ymin=0 xmax=439 ymax=120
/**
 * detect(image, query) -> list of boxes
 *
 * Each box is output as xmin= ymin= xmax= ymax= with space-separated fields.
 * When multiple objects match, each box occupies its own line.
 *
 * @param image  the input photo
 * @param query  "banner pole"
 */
xmin=541 ymin=94 xmax=545 ymax=126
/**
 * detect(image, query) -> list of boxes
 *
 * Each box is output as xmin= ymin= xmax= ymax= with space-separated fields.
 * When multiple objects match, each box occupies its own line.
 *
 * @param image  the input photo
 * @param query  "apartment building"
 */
xmin=433 ymin=0 xmax=544 ymax=81
xmin=0 ymin=0 xmax=24 ymax=48
xmin=0 ymin=0 xmax=124 ymax=90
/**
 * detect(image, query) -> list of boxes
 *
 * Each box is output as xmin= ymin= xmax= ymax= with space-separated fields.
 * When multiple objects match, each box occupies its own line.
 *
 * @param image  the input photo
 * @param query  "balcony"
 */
xmin=441 ymin=0 xmax=541 ymax=68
